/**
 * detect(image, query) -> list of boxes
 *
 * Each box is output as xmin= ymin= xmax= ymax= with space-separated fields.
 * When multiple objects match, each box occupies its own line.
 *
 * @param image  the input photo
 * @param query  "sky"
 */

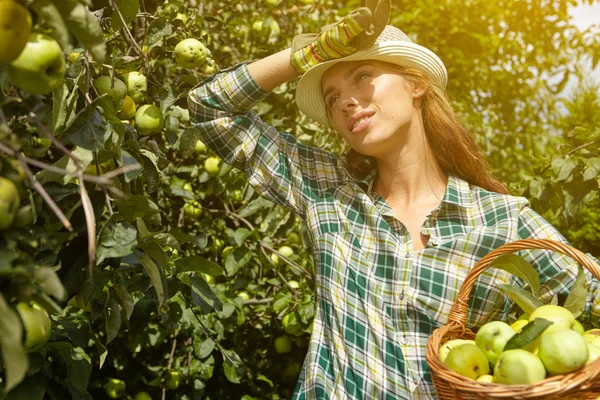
xmin=565 ymin=2 xmax=600 ymax=95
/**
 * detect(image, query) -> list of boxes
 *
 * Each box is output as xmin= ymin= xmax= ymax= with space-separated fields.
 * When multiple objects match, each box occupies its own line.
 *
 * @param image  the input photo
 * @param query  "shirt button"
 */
xmin=404 ymin=252 xmax=410 ymax=258
xmin=413 ymin=377 xmax=419 ymax=384
xmin=401 ymin=336 xmax=408 ymax=345
xmin=399 ymin=292 xmax=404 ymax=300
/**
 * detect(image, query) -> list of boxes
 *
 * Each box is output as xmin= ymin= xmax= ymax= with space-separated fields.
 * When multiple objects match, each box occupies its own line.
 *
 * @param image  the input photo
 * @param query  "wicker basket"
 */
xmin=425 ymin=238 xmax=600 ymax=399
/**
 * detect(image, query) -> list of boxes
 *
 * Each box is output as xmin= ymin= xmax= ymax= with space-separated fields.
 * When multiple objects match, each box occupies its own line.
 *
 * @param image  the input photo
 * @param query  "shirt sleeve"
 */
xmin=517 ymin=203 xmax=600 ymax=326
xmin=187 ymin=63 xmax=345 ymax=218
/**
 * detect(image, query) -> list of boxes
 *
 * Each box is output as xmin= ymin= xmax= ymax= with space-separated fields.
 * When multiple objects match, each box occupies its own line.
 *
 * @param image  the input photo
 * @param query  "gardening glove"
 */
xmin=290 ymin=0 xmax=391 ymax=74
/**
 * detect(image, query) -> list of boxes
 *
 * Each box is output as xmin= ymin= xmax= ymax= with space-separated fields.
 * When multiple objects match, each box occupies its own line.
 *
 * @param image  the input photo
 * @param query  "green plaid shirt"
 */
xmin=188 ymin=64 xmax=600 ymax=399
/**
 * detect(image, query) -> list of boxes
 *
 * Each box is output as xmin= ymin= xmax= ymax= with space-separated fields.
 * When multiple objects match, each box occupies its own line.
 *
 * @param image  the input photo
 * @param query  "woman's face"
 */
xmin=321 ymin=60 xmax=422 ymax=158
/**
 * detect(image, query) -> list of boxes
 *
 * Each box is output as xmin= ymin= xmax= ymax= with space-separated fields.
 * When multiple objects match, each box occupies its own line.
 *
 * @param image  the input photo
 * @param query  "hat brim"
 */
xmin=295 ymin=41 xmax=448 ymax=127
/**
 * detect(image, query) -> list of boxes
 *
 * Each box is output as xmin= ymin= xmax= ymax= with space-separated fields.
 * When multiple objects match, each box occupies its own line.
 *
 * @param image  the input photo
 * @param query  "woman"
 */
xmin=188 ymin=5 xmax=600 ymax=399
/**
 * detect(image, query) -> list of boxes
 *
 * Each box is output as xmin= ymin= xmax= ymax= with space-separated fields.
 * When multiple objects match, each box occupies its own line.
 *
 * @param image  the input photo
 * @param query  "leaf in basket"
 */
xmin=497 ymin=284 xmax=544 ymax=315
xmin=563 ymin=267 xmax=588 ymax=319
xmin=550 ymin=294 xmax=559 ymax=305
xmin=503 ymin=318 xmax=553 ymax=351
xmin=489 ymin=254 xmax=541 ymax=295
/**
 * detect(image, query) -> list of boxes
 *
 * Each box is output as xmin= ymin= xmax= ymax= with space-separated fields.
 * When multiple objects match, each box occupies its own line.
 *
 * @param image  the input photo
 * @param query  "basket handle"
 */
xmin=447 ymin=238 xmax=600 ymax=326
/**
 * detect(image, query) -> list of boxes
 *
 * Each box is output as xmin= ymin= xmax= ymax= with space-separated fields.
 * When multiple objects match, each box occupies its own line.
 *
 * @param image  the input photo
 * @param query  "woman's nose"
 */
xmin=340 ymin=95 xmax=358 ymax=112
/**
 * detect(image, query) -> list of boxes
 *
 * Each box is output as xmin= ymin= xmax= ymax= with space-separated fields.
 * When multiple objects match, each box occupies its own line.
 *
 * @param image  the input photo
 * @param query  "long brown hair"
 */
xmin=343 ymin=64 xmax=509 ymax=194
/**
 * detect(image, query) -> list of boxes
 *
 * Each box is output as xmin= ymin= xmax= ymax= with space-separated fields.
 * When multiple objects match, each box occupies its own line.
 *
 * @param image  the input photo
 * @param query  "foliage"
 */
xmin=0 ymin=0 xmax=598 ymax=399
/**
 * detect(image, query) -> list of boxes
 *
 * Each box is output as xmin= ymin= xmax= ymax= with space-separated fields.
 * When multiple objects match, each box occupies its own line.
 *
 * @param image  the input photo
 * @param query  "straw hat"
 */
xmin=295 ymin=25 xmax=448 ymax=127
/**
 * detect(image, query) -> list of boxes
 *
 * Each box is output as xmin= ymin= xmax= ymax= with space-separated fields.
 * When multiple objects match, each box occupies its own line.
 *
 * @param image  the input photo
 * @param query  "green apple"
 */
xmin=164 ymin=370 xmax=182 ymax=390
xmin=476 ymin=374 xmax=494 ymax=383
xmin=202 ymin=61 xmax=218 ymax=75
xmin=135 ymin=104 xmax=164 ymax=135
xmin=475 ymin=321 xmax=516 ymax=365
xmin=494 ymin=349 xmax=546 ymax=384
xmin=174 ymin=38 xmax=208 ymax=69
xmin=587 ymin=343 xmax=600 ymax=365
xmin=282 ymin=361 xmax=302 ymax=380
xmin=570 ymin=320 xmax=584 ymax=334
xmin=15 ymin=301 xmax=52 ymax=352
xmin=237 ymin=291 xmax=251 ymax=301
xmin=288 ymin=280 xmax=300 ymax=289
xmin=252 ymin=18 xmax=281 ymax=40
xmin=122 ymin=71 xmax=147 ymax=103
xmin=438 ymin=339 xmax=476 ymax=363
xmin=204 ymin=156 xmax=220 ymax=176
xmin=443 ymin=343 xmax=490 ymax=380
xmin=183 ymin=201 xmax=202 ymax=218
xmin=274 ymin=334 xmax=292 ymax=354
xmin=282 ymin=312 xmax=302 ymax=336
xmin=584 ymin=329 xmax=600 ymax=347
xmin=529 ymin=304 xmax=576 ymax=335
xmin=174 ymin=12 xmax=189 ymax=24
xmin=203 ymin=273 xmax=215 ymax=284
xmin=278 ymin=245 xmax=294 ymax=258
xmin=183 ymin=182 xmax=193 ymax=192
xmin=105 ymin=378 xmax=126 ymax=398
xmin=0 ymin=0 xmax=32 ymax=63
xmin=118 ymin=95 xmax=136 ymax=119
xmin=134 ymin=392 xmax=152 ymax=400
xmin=270 ymin=253 xmax=281 ymax=266
xmin=12 ymin=204 xmax=35 ymax=228
xmin=95 ymin=76 xmax=127 ymax=108
xmin=0 ymin=176 xmax=20 ymax=230
xmin=221 ymin=246 xmax=234 ymax=260
xmin=194 ymin=140 xmax=207 ymax=154
xmin=7 ymin=33 xmax=65 ymax=95
xmin=538 ymin=329 xmax=588 ymax=375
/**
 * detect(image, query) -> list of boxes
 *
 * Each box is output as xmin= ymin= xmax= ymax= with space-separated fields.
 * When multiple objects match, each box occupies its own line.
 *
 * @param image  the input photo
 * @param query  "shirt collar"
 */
xmin=337 ymin=154 xmax=473 ymax=209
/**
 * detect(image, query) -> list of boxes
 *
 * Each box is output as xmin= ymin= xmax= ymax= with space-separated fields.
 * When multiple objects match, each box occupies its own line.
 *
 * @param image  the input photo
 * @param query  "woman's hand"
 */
xmin=290 ymin=0 xmax=391 ymax=74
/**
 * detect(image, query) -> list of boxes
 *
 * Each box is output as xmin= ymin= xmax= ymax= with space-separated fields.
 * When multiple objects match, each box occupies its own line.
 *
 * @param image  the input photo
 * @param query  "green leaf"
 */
xmin=272 ymin=292 xmax=292 ymax=313
xmin=0 ymin=293 xmax=27 ymax=392
xmin=96 ymin=221 xmax=138 ymax=265
xmin=62 ymin=98 xmax=113 ymax=151
xmin=529 ymin=178 xmax=544 ymax=199
xmin=225 ymin=248 xmax=252 ymax=276
xmin=557 ymin=157 xmax=578 ymax=181
xmin=29 ymin=0 xmax=69 ymax=50
xmin=231 ymin=228 xmax=254 ymax=246
xmin=503 ymin=318 xmax=553 ymax=351
xmin=104 ymin=296 xmax=121 ymax=345
xmin=111 ymin=0 xmax=139 ymax=30
xmin=53 ymin=0 xmax=107 ymax=63
xmin=178 ymin=275 xmax=216 ymax=313
xmin=49 ymin=342 xmax=92 ymax=393
xmin=489 ymin=254 xmax=541 ymax=294
xmin=34 ymin=146 xmax=94 ymax=185
xmin=34 ymin=267 xmax=66 ymax=301
xmin=175 ymin=256 xmax=224 ymax=276
xmin=194 ymin=337 xmax=215 ymax=359
xmin=583 ymin=166 xmax=598 ymax=181
xmin=139 ymin=254 xmax=166 ymax=306
xmin=222 ymin=349 xmax=245 ymax=384
xmin=139 ymin=242 xmax=168 ymax=268
xmin=237 ymin=197 xmax=274 ymax=218
xmin=112 ymin=285 xmax=134 ymax=320
xmin=563 ymin=267 xmax=588 ymax=319
xmin=145 ymin=18 xmax=173 ymax=50
xmin=497 ymin=284 xmax=544 ymax=315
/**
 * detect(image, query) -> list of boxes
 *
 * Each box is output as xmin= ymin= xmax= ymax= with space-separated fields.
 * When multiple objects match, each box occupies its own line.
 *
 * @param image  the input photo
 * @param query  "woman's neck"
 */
xmin=373 ymin=137 xmax=448 ymax=209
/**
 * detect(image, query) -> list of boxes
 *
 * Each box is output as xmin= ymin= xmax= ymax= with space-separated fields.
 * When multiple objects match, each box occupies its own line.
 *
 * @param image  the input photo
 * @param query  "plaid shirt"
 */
xmin=188 ymin=63 xmax=600 ymax=399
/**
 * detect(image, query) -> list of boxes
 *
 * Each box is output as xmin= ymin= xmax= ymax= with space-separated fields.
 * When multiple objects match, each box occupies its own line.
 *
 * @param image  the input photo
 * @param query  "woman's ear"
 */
xmin=411 ymin=82 xmax=427 ymax=99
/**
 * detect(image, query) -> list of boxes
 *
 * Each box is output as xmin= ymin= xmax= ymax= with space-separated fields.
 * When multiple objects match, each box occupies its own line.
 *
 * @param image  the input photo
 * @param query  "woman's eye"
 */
xmin=355 ymin=73 xmax=369 ymax=82
xmin=328 ymin=96 xmax=339 ymax=107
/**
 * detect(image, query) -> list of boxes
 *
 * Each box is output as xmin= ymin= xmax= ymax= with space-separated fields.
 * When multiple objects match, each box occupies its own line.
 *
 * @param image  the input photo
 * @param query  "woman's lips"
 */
xmin=351 ymin=115 xmax=373 ymax=135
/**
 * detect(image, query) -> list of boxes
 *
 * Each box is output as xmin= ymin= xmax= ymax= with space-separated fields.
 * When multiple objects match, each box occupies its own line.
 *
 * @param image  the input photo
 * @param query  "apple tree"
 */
xmin=0 ymin=0 xmax=599 ymax=399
